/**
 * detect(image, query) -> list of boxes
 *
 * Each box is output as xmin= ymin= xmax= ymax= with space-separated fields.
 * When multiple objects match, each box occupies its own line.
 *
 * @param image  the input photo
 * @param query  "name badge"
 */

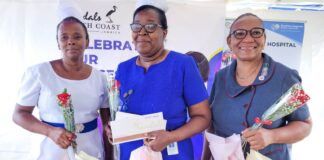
xmin=167 ymin=142 xmax=179 ymax=155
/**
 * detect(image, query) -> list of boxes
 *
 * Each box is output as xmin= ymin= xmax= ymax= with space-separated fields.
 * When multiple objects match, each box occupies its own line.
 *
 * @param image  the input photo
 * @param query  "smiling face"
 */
xmin=57 ymin=21 xmax=89 ymax=61
xmin=227 ymin=15 xmax=266 ymax=62
xmin=132 ymin=8 xmax=167 ymax=57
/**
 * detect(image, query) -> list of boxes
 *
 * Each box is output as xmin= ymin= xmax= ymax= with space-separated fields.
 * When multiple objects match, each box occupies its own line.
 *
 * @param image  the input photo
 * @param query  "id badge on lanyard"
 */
xmin=167 ymin=142 xmax=179 ymax=155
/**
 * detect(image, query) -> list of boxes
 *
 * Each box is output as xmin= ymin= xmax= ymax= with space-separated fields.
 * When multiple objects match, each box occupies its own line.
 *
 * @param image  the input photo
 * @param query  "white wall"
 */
xmin=227 ymin=9 xmax=324 ymax=160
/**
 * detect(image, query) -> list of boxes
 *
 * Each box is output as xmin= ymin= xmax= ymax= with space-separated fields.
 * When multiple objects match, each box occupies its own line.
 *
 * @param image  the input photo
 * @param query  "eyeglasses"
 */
xmin=231 ymin=27 xmax=265 ymax=39
xmin=130 ymin=23 xmax=163 ymax=33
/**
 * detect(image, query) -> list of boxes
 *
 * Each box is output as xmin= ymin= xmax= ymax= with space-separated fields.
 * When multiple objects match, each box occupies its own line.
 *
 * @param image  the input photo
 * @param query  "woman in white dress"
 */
xmin=12 ymin=16 xmax=112 ymax=160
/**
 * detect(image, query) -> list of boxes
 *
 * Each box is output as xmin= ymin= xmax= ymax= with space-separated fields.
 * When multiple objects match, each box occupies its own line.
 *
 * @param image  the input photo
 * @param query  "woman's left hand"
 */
xmin=103 ymin=121 xmax=113 ymax=144
xmin=144 ymin=130 xmax=173 ymax=152
xmin=242 ymin=128 xmax=273 ymax=150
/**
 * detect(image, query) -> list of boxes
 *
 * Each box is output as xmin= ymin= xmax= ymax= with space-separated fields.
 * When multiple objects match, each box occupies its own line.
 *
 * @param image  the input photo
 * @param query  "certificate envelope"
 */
xmin=110 ymin=112 xmax=166 ymax=144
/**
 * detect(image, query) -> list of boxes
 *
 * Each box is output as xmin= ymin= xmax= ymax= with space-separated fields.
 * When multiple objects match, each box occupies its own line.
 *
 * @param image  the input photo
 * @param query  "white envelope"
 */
xmin=115 ymin=111 xmax=142 ymax=120
xmin=110 ymin=112 xmax=166 ymax=144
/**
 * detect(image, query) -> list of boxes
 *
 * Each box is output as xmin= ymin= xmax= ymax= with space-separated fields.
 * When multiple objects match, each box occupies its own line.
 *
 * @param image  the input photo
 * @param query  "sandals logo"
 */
xmin=106 ymin=6 xmax=117 ymax=23
xmin=83 ymin=5 xmax=120 ymax=34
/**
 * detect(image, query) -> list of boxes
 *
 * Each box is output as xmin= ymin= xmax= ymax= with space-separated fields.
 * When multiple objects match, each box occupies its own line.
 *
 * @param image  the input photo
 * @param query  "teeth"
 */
xmin=240 ymin=46 xmax=255 ymax=49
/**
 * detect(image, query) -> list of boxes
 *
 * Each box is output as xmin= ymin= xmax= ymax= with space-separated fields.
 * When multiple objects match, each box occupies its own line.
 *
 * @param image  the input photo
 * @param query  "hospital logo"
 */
xmin=271 ymin=24 xmax=280 ymax=31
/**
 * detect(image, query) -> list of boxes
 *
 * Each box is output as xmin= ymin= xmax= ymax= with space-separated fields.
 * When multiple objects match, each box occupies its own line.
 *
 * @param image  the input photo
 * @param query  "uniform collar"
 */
xmin=224 ymin=53 xmax=276 ymax=97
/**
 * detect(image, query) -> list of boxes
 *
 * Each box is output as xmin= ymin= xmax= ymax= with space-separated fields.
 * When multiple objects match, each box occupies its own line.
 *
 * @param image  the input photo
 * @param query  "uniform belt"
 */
xmin=42 ymin=118 xmax=97 ymax=133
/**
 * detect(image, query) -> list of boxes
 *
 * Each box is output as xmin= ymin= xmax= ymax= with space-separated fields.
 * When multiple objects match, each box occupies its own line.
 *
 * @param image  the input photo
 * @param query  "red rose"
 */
xmin=294 ymin=90 xmax=310 ymax=104
xmin=112 ymin=80 xmax=121 ymax=90
xmin=57 ymin=88 xmax=70 ymax=107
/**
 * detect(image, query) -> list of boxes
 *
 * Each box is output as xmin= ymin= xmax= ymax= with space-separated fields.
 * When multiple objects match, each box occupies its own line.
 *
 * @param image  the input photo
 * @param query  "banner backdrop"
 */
xmin=65 ymin=0 xmax=226 ymax=76
xmin=0 ymin=0 xmax=225 ymax=159
xmin=207 ymin=19 xmax=305 ymax=93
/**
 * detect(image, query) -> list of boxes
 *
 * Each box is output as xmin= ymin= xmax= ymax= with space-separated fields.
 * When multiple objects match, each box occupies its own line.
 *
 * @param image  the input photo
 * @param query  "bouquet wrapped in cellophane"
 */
xmin=107 ymin=73 xmax=121 ymax=121
xmin=57 ymin=88 xmax=77 ymax=160
xmin=57 ymin=88 xmax=99 ymax=160
xmin=107 ymin=73 xmax=122 ymax=160
xmin=244 ymin=83 xmax=310 ymax=160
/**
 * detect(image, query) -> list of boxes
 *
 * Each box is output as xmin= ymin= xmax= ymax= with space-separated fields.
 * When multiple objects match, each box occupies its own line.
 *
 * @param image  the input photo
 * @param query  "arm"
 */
xmin=242 ymin=118 xmax=312 ymax=150
xmin=146 ymin=100 xmax=211 ymax=151
xmin=172 ymin=99 xmax=211 ymax=142
xmin=12 ymin=104 xmax=74 ymax=149
xmin=100 ymin=108 xmax=113 ymax=160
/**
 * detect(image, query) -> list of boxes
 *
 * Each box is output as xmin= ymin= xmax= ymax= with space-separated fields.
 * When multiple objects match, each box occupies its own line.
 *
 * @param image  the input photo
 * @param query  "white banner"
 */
xmin=70 ymin=0 xmax=226 ymax=75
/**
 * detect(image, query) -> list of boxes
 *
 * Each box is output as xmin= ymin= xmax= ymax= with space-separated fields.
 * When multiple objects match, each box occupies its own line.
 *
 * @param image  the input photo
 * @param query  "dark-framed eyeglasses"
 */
xmin=231 ymin=27 xmax=265 ymax=39
xmin=130 ymin=23 xmax=163 ymax=33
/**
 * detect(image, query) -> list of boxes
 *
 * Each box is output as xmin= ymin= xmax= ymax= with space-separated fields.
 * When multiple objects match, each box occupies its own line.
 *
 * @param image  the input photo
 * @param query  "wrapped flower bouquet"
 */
xmin=57 ymin=88 xmax=77 ymax=160
xmin=244 ymin=83 xmax=310 ymax=159
xmin=107 ymin=73 xmax=121 ymax=121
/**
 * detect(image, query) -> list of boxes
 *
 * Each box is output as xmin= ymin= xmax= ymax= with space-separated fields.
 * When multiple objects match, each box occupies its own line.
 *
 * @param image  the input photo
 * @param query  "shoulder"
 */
xmin=264 ymin=54 xmax=302 ymax=92
xmin=218 ymin=65 xmax=230 ymax=75
xmin=215 ymin=62 xmax=233 ymax=79
xmin=24 ymin=61 xmax=50 ymax=75
xmin=263 ymin=53 xmax=296 ymax=74
xmin=269 ymin=56 xmax=301 ymax=81
xmin=29 ymin=61 xmax=49 ymax=69
xmin=91 ymin=67 xmax=104 ymax=76
xmin=165 ymin=51 xmax=196 ymax=69
xmin=119 ymin=56 xmax=138 ymax=65
xmin=274 ymin=61 xmax=297 ymax=74
xmin=169 ymin=50 xmax=194 ymax=61
xmin=117 ymin=56 xmax=137 ymax=69
xmin=90 ymin=67 xmax=107 ymax=81
xmin=115 ymin=56 xmax=137 ymax=80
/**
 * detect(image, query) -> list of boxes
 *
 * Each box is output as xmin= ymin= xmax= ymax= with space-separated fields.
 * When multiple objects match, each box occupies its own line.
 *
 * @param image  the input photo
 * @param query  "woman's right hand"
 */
xmin=47 ymin=126 xmax=75 ymax=149
xmin=13 ymin=105 xmax=76 ymax=149
xmin=104 ymin=121 xmax=113 ymax=144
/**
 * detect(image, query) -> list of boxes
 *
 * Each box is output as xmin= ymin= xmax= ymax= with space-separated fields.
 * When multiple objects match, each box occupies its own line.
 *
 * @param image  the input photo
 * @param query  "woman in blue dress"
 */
xmin=105 ymin=5 xmax=211 ymax=160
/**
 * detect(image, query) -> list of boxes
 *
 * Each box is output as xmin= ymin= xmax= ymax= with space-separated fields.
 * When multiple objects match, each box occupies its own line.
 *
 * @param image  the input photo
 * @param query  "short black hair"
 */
xmin=56 ymin=16 xmax=89 ymax=41
xmin=133 ymin=5 xmax=168 ymax=30
xmin=229 ymin=13 xmax=264 ymax=33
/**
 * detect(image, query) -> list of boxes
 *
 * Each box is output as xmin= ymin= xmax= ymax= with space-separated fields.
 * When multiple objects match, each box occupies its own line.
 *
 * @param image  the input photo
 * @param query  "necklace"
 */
xmin=236 ymin=60 xmax=262 ymax=80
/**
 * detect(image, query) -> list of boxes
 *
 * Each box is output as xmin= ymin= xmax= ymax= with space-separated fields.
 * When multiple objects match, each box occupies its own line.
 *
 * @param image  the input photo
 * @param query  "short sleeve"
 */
xmin=16 ymin=66 xmax=41 ymax=106
xmin=183 ymin=57 xmax=208 ymax=106
xmin=208 ymin=72 xmax=219 ymax=108
xmin=100 ymin=72 xmax=109 ymax=109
